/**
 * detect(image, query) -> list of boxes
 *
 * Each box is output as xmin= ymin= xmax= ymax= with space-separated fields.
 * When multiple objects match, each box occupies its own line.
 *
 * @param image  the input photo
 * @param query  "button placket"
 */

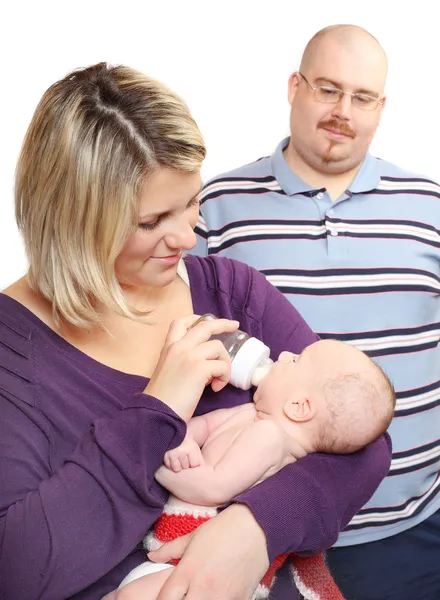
xmin=325 ymin=208 xmax=347 ymax=259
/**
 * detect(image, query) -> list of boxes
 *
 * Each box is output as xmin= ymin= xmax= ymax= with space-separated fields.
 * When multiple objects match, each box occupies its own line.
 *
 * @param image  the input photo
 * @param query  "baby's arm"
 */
xmin=163 ymin=404 xmax=254 ymax=472
xmin=156 ymin=419 xmax=288 ymax=506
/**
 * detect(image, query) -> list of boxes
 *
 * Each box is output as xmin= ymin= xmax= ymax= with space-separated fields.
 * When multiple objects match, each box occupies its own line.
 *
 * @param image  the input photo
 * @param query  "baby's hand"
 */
xmin=164 ymin=437 xmax=204 ymax=472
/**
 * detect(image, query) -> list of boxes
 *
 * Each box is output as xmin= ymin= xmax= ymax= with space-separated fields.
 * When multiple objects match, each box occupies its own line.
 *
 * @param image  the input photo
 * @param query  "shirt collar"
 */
xmin=271 ymin=137 xmax=381 ymax=197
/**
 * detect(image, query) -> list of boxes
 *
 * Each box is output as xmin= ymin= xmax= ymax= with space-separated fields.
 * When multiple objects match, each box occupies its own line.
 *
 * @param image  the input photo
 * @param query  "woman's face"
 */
xmin=115 ymin=167 xmax=202 ymax=289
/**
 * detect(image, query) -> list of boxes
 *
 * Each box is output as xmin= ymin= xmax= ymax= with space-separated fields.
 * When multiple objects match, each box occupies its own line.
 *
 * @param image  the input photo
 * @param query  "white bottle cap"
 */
xmin=230 ymin=337 xmax=271 ymax=390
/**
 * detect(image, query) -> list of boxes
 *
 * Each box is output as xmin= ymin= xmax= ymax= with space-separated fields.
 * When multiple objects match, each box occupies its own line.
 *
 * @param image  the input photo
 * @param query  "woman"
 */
xmin=0 ymin=62 xmax=391 ymax=600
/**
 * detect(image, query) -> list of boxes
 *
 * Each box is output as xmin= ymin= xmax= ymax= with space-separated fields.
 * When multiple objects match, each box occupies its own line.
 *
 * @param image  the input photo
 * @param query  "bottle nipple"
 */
xmin=251 ymin=357 xmax=274 ymax=387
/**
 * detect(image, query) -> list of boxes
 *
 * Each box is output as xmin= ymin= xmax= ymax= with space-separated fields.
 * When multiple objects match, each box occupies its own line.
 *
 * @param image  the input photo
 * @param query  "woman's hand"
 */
xmin=148 ymin=504 xmax=269 ymax=600
xmin=145 ymin=315 xmax=239 ymax=422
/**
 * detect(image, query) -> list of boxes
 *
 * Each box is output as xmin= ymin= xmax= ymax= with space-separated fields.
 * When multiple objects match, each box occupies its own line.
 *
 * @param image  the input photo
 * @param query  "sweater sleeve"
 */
xmin=0 ymin=316 xmax=186 ymax=600
xmin=235 ymin=434 xmax=392 ymax=561
xmin=231 ymin=268 xmax=393 ymax=561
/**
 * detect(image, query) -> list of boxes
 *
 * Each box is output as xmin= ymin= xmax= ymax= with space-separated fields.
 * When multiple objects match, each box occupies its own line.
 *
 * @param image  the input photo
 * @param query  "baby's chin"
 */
xmin=254 ymin=407 xmax=271 ymax=420
xmin=256 ymin=410 xmax=265 ymax=420
xmin=253 ymin=393 xmax=268 ymax=409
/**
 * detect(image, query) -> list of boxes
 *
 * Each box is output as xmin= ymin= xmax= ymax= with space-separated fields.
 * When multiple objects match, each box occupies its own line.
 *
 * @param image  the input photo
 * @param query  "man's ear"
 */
xmin=287 ymin=72 xmax=301 ymax=105
xmin=283 ymin=395 xmax=316 ymax=422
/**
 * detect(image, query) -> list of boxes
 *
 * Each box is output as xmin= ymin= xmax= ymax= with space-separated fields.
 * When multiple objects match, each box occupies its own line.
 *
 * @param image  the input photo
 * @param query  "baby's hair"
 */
xmin=317 ymin=360 xmax=395 ymax=454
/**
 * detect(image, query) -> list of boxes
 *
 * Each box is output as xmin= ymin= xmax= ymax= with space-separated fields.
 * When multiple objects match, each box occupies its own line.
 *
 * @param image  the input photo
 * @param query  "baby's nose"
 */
xmin=278 ymin=351 xmax=297 ymax=363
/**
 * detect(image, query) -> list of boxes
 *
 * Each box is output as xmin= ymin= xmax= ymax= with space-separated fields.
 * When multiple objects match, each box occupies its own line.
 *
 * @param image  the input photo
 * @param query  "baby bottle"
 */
xmin=196 ymin=314 xmax=274 ymax=390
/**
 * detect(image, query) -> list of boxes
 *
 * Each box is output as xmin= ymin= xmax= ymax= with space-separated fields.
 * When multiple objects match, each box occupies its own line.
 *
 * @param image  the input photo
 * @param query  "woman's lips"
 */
xmin=151 ymin=252 xmax=182 ymax=265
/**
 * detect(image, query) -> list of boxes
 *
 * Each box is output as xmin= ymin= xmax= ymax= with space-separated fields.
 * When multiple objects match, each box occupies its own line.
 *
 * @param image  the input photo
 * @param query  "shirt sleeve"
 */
xmin=230 ymin=268 xmax=393 ymax=561
xmin=0 ymin=385 xmax=186 ymax=600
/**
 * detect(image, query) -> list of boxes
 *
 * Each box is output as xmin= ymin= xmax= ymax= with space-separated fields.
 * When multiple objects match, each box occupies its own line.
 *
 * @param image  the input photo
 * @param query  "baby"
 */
xmin=110 ymin=339 xmax=395 ymax=600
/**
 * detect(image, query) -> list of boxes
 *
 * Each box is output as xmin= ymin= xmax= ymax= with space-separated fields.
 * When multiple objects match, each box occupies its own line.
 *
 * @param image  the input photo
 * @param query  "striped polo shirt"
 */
xmin=192 ymin=137 xmax=440 ymax=546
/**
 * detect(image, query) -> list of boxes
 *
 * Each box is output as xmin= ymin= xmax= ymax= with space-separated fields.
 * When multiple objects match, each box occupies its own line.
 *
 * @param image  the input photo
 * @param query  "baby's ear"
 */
xmin=283 ymin=396 xmax=316 ymax=422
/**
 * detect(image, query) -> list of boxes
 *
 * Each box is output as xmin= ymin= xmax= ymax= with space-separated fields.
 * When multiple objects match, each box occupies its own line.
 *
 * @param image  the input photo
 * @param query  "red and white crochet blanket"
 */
xmin=144 ymin=497 xmax=344 ymax=600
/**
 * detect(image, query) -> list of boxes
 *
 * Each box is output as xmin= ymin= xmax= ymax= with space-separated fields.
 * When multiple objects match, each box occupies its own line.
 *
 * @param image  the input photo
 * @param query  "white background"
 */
xmin=1 ymin=0 xmax=438 ymax=288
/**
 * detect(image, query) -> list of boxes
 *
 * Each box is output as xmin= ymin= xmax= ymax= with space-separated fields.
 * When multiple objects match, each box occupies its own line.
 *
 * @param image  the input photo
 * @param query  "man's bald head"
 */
xmin=300 ymin=25 xmax=388 ymax=90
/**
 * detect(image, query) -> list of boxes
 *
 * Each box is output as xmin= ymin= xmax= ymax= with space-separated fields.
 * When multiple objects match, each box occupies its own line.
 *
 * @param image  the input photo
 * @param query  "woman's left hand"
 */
xmin=149 ymin=503 xmax=269 ymax=600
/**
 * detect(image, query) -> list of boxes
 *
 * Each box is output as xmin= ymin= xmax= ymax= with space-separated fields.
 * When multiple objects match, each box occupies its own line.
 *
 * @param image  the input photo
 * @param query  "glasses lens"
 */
xmin=352 ymin=94 xmax=378 ymax=111
xmin=315 ymin=86 xmax=341 ymax=103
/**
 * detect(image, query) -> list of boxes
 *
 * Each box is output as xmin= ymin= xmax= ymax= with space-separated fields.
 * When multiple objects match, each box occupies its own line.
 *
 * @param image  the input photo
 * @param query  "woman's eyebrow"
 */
xmin=139 ymin=186 xmax=203 ymax=220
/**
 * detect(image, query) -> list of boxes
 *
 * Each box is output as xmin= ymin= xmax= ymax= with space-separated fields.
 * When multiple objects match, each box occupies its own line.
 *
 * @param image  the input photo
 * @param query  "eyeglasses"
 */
xmin=299 ymin=73 xmax=384 ymax=112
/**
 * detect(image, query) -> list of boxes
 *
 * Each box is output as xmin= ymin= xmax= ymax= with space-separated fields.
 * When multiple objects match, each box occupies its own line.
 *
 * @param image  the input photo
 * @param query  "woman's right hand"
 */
xmin=149 ymin=503 xmax=269 ymax=600
xmin=144 ymin=315 xmax=239 ymax=422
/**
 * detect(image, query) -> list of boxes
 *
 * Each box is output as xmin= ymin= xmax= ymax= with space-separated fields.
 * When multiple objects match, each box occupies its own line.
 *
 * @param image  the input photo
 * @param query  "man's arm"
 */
xmin=156 ymin=419 xmax=287 ymax=506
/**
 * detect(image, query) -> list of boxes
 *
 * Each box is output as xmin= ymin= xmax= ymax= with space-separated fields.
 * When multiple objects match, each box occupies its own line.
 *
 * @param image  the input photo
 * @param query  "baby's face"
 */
xmin=253 ymin=348 xmax=313 ymax=417
xmin=253 ymin=340 xmax=368 ymax=416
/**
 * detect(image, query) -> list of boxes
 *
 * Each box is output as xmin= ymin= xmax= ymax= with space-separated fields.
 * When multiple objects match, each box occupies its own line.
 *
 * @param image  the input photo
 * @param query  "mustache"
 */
xmin=318 ymin=119 xmax=356 ymax=139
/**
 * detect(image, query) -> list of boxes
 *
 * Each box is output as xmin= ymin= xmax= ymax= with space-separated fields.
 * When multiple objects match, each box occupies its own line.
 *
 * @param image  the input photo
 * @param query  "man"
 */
xmin=192 ymin=25 xmax=440 ymax=600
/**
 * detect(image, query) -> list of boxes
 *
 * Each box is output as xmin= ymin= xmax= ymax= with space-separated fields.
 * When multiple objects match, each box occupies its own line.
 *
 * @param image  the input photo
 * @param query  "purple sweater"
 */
xmin=0 ymin=255 xmax=391 ymax=600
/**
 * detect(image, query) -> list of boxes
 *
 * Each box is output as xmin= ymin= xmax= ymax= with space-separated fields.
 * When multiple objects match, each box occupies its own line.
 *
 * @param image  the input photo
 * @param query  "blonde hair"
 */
xmin=15 ymin=62 xmax=206 ymax=329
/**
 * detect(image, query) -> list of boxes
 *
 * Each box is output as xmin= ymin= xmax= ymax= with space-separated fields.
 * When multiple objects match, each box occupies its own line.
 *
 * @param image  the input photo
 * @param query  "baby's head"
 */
xmin=253 ymin=339 xmax=395 ymax=454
